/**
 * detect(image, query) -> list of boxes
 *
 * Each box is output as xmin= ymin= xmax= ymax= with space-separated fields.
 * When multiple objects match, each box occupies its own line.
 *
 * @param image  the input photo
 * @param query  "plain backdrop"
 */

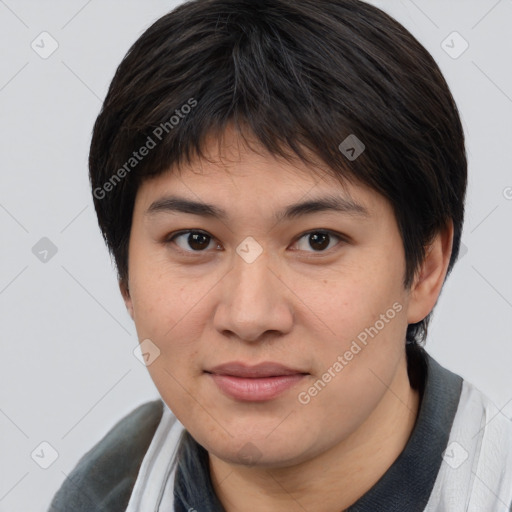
xmin=0 ymin=1 xmax=511 ymax=510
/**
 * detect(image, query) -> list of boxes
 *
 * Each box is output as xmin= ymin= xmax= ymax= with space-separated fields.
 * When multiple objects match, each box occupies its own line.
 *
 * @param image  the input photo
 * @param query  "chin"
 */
xmin=199 ymin=427 xmax=315 ymax=468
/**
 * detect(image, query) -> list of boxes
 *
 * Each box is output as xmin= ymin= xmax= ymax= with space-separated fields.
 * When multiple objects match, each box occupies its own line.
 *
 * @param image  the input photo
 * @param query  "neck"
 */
xmin=208 ymin=353 xmax=420 ymax=512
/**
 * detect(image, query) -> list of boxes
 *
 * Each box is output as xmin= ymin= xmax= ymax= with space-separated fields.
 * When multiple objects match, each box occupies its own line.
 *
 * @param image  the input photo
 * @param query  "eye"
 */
xmin=167 ymin=230 xmax=221 ymax=252
xmin=292 ymin=230 xmax=344 ymax=253
xmin=165 ymin=229 xmax=346 ymax=255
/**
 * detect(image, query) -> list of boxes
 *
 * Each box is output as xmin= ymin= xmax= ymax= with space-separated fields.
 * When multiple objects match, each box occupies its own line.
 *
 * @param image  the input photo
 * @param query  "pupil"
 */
xmin=189 ymin=232 xmax=209 ymax=250
xmin=310 ymin=232 xmax=329 ymax=251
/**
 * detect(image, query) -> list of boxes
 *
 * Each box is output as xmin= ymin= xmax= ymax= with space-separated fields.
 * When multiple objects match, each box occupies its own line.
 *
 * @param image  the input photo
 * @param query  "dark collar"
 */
xmin=173 ymin=349 xmax=463 ymax=512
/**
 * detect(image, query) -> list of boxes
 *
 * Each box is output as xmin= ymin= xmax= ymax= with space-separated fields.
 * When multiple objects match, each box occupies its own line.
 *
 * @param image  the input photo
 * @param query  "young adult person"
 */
xmin=48 ymin=1 xmax=512 ymax=510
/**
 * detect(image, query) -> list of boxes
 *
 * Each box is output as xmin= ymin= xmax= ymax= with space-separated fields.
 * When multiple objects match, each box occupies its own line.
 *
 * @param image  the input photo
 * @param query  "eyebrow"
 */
xmin=145 ymin=194 xmax=370 ymax=222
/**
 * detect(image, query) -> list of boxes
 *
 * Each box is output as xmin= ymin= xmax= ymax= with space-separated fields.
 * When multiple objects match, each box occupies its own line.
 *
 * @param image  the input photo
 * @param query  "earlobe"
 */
xmin=119 ymin=279 xmax=135 ymax=320
xmin=407 ymin=221 xmax=454 ymax=325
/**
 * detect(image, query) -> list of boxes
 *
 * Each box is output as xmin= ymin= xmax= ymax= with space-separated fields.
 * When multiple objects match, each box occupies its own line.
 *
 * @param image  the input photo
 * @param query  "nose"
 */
xmin=212 ymin=249 xmax=294 ymax=343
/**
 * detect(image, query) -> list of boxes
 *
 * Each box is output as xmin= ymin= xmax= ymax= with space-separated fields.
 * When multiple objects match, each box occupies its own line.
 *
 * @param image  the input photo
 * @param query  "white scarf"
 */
xmin=125 ymin=404 xmax=185 ymax=512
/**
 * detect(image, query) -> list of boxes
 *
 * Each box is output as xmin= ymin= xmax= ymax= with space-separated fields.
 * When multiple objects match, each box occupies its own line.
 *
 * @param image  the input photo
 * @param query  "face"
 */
xmin=123 ymin=127 xmax=418 ymax=468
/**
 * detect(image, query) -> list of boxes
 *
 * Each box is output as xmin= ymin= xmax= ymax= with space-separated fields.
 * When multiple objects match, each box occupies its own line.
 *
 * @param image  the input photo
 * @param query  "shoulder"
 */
xmin=458 ymin=379 xmax=512 ymax=452
xmin=456 ymin=379 xmax=512 ymax=444
xmin=426 ymin=378 xmax=512 ymax=511
xmin=434 ymin=360 xmax=512 ymax=475
xmin=47 ymin=399 xmax=164 ymax=512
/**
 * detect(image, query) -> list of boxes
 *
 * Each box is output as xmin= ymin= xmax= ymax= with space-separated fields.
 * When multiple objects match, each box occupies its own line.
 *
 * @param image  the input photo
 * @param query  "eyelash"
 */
xmin=165 ymin=229 xmax=347 ymax=256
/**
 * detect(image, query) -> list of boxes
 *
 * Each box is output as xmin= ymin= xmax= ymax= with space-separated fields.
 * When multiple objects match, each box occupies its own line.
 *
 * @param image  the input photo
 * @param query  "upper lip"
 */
xmin=206 ymin=362 xmax=308 ymax=378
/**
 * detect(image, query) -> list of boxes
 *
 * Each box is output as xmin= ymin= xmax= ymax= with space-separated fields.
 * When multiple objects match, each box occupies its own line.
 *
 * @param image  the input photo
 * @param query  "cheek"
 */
xmin=128 ymin=262 xmax=224 ymax=389
xmin=292 ymin=303 xmax=408 ymax=447
xmin=129 ymin=274 xmax=207 ymax=418
xmin=290 ymin=257 xmax=408 ymax=389
xmin=128 ymin=246 xmax=207 ymax=336
xmin=293 ymin=262 xmax=402 ymax=340
xmin=131 ymin=282 xmax=201 ymax=346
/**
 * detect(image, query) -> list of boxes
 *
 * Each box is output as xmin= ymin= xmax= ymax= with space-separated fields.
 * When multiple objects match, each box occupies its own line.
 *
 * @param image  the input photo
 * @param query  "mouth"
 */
xmin=204 ymin=361 xmax=309 ymax=401
xmin=205 ymin=361 xmax=308 ymax=378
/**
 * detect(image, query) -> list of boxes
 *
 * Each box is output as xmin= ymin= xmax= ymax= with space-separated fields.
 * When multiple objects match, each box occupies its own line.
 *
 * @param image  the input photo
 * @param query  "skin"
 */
xmin=121 ymin=125 xmax=454 ymax=511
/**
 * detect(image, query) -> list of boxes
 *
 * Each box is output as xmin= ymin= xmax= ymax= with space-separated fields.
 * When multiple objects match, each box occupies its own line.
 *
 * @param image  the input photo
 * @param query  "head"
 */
xmin=89 ymin=0 xmax=466 ymax=466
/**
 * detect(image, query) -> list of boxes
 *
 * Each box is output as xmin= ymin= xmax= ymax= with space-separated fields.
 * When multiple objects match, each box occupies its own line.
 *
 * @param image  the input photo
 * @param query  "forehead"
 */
xmin=134 ymin=125 xmax=390 ymax=221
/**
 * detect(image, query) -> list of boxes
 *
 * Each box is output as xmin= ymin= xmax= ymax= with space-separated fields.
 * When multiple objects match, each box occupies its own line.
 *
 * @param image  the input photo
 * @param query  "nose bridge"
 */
xmin=214 ymin=243 xmax=293 ymax=341
xmin=233 ymin=249 xmax=274 ymax=304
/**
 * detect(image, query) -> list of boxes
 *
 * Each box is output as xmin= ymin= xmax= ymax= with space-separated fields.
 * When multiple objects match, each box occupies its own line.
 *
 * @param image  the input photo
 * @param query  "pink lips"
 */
xmin=205 ymin=362 xmax=308 ymax=402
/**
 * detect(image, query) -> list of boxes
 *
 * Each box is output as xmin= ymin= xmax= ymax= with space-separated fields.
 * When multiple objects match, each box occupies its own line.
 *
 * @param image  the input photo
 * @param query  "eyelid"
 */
xmin=165 ymin=228 xmax=348 ymax=254
xmin=166 ymin=229 xmax=221 ymax=254
xmin=290 ymin=229 xmax=346 ymax=253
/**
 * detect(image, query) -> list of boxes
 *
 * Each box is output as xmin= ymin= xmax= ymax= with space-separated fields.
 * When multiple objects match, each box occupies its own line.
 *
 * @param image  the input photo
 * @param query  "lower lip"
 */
xmin=207 ymin=373 xmax=307 ymax=401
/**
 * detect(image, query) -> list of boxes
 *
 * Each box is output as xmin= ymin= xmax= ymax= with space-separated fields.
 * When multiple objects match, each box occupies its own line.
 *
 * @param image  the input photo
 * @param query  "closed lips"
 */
xmin=205 ymin=362 xmax=309 ymax=378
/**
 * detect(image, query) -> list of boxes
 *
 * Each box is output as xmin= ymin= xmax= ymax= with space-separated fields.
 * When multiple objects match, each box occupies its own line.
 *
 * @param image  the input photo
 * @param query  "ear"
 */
xmin=406 ymin=220 xmax=454 ymax=325
xmin=119 ymin=278 xmax=134 ymax=321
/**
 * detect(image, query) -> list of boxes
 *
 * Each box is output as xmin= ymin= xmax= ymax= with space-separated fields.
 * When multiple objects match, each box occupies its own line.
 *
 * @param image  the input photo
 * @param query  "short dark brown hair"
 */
xmin=89 ymin=0 xmax=467 ymax=357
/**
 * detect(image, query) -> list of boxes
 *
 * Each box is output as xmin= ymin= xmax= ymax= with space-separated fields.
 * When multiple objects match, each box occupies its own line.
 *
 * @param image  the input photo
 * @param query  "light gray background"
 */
xmin=0 ymin=1 xmax=511 ymax=510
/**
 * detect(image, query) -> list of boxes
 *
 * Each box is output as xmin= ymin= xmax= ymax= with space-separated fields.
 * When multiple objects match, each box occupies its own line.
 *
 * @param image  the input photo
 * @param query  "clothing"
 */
xmin=48 ymin=351 xmax=512 ymax=511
